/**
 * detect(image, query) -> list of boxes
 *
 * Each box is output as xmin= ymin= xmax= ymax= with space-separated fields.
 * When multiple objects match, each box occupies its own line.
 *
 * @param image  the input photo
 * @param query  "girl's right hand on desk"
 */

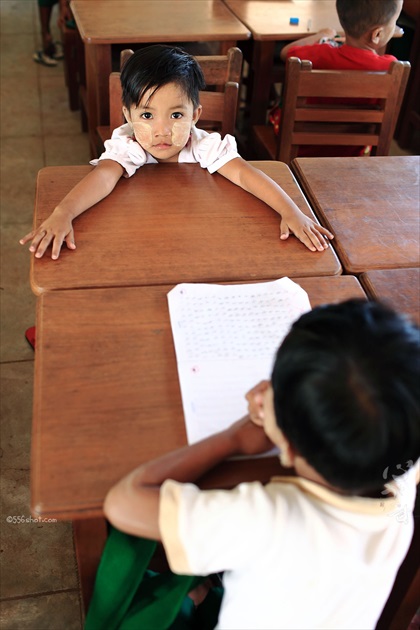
xmin=20 ymin=209 xmax=76 ymax=260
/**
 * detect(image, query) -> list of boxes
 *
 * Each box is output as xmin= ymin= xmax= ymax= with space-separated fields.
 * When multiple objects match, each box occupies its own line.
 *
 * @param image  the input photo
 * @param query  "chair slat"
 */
xmin=298 ymin=73 xmax=393 ymax=99
xmin=294 ymin=109 xmax=384 ymax=123
xmin=291 ymin=132 xmax=379 ymax=146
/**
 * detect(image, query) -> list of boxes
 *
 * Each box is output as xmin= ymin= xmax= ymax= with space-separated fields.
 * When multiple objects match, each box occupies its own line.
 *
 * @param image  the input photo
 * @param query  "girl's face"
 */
xmin=123 ymin=82 xmax=202 ymax=162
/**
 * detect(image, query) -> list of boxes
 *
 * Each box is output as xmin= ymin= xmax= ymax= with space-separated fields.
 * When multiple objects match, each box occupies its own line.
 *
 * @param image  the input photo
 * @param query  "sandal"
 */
xmin=52 ymin=41 xmax=64 ymax=60
xmin=33 ymin=50 xmax=57 ymax=67
xmin=25 ymin=326 xmax=36 ymax=350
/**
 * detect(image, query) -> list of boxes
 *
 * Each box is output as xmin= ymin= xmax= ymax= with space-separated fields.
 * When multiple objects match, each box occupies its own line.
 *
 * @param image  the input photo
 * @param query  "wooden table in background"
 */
xmin=360 ymin=268 xmax=420 ymax=324
xmin=292 ymin=156 xmax=420 ymax=274
xmin=70 ymin=0 xmax=250 ymax=155
xmin=223 ymin=0 xmax=341 ymax=124
xmin=30 ymin=161 xmax=341 ymax=295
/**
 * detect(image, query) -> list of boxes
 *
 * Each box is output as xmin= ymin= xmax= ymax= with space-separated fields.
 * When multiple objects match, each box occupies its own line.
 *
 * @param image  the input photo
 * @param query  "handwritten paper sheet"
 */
xmin=167 ymin=278 xmax=311 ymax=445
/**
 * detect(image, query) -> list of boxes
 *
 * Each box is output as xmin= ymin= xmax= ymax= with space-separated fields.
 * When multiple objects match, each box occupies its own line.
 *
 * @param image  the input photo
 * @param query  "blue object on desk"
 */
xmin=290 ymin=17 xmax=299 ymax=25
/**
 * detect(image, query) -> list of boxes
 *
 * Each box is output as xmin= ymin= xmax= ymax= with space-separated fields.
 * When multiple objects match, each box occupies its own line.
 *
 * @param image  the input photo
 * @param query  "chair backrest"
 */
xmin=276 ymin=57 xmax=411 ymax=164
xmin=108 ymin=47 xmax=242 ymax=138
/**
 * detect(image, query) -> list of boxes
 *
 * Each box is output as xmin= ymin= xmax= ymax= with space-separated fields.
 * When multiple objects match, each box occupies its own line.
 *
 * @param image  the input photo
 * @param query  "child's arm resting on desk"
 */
xmin=20 ymin=159 xmax=124 ymax=260
xmin=218 ymin=158 xmax=333 ymax=252
xmin=280 ymin=28 xmax=339 ymax=61
xmin=104 ymin=417 xmax=274 ymax=540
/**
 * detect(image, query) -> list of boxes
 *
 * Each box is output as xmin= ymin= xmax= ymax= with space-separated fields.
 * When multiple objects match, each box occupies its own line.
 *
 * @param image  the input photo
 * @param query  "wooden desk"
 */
xmin=292 ymin=156 xmax=420 ymax=274
xmin=70 ymin=0 xmax=250 ymax=155
xmin=31 ymin=274 xmax=365 ymax=521
xmin=359 ymin=268 xmax=420 ymax=324
xmin=224 ymin=0 xmax=341 ymax=124
xmin=30 ymin=161 xmax=341 ymax=295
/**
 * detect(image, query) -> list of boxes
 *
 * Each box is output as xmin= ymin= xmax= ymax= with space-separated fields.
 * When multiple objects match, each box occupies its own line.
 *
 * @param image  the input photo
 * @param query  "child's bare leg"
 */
xmin=187 ymin=577 xmax=213 ymax=606
xmin=38 ymin=5 xmax=55 ymax=56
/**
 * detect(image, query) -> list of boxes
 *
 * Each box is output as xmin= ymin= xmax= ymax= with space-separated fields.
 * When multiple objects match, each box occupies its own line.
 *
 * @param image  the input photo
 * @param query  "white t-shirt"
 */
xmin=90 ymin=124 xmax=240 ymax=177
xmin=159 ymin=462 xmax=419 ymax=630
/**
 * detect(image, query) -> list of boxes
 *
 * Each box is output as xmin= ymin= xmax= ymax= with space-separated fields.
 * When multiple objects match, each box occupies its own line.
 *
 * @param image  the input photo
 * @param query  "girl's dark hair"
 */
xmin=336 ymin=0 xmax=400 ymax=39
xmin=272 ymin=299 xmax=420 ymax=493
xmin=121 ymin=45 xmax=206 ymax=110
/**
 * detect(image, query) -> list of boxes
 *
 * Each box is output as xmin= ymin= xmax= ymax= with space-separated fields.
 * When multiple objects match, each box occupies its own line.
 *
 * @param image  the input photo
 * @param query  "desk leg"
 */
xmin=85 ymin=43 xmax=112 ymax=158
xmin=220 ymin=40 xmax=235 ymax=55
xmin=73 ymin=517 xmax=108 ymax=614
xmin=250 ymin=40 xmax=276 ymax=125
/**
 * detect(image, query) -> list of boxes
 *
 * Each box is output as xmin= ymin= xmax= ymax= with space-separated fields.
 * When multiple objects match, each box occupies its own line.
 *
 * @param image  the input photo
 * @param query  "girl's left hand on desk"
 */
xmin=280 ymin=214 xmax=334 ymax=252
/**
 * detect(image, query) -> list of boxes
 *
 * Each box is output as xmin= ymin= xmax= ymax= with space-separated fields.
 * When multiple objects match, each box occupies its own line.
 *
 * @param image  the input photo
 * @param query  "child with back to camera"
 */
xmin=270 ymin=0 xmax=404 ymax=155
xmin=20 ymin=44 xmax=333 ymax=260
xmin=104 ymin=299 xmax=420 ymax=630
xmin=281 ymin=0 xmax=403 ymax=68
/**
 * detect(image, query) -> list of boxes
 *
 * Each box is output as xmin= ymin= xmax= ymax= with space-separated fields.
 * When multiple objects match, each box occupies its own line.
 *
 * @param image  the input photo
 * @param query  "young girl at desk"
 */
xmin=20 ymin=45 xmax=333 ymax=260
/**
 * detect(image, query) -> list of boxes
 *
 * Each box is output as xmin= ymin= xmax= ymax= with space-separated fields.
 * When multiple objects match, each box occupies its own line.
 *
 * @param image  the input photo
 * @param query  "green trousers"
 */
xmin=85 ymin=526 xmax=223 ymax=630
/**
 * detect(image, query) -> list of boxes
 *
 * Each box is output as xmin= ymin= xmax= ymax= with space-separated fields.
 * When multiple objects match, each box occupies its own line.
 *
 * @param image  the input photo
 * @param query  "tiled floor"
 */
xmin=1 ymin=1 xmax=88 ymax=627
xmin=0 ymin=3 xmax=416 ymax=629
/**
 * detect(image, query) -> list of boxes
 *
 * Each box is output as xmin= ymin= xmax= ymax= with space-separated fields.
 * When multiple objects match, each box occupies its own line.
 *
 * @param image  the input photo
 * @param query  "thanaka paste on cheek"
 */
xmin=171 ymin=120 xmax=192 ymax=147
xmin=132 ymin=121 xmax=153 ymax=149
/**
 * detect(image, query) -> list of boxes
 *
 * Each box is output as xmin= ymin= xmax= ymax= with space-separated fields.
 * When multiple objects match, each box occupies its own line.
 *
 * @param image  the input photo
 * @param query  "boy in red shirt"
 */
xmin=271 ymin=0 xmax=403 ymax=156
xmin=280 ymin=0 xmax=402 ymax=71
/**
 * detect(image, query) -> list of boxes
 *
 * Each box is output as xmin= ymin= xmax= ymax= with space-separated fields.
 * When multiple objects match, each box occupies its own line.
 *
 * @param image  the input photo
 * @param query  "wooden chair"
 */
xmin=251 ymin=57 xmax=411 ymax=165
xmin=394 ymin=14 xmax=420 ymax=151
xmin=59 ymin=22 xmax=80 ymax=111
xmin=97 ymin=47 xmax=243 ymax=154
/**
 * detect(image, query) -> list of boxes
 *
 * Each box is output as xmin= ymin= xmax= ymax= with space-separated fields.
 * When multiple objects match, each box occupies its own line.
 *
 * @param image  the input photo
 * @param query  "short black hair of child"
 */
xmin=271 ymin=299 xmax=420 ymax=493
xmin=121 ymin=45 xmax=206 ymax=111
xmin=336 ymin=0 xmax=400 ymax=39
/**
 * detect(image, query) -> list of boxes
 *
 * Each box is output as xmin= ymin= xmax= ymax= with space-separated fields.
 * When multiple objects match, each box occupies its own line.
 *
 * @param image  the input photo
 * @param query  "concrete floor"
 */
xmin=0 ymin=2 xmax=415 ymax=628
xmin=1 ymin=1 xmax=88 ymax=627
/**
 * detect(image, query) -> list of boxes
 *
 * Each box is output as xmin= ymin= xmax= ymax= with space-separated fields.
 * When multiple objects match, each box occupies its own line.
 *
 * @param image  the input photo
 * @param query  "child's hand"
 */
xmin=20 ymin=210 xmax=76 ymax=260
xmin=393 ymin=25 xmax=404 ymax=38
xmin=318 ymin=28 xmax=337 ymax=41
xmin=245 ymin=380 xmax=270 ymax=426
xmin=227 ymin=416 xmax=274 ymax=456
xmin=280 ymin=211 xmax=334 ymax=252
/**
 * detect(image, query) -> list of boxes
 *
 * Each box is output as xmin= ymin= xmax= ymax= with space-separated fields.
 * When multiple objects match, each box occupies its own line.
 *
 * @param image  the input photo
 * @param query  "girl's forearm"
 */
xmin=54 ymin=160 xmax=124 ymax=220
xmin=236 ymin=161 xmax=303 ymax=220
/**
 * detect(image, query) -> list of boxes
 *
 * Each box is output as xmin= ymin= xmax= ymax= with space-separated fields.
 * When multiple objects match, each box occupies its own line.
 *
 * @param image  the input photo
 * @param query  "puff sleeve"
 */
xmin=189 ymin=130 xmax=240 ymax=173
xmin=90 ymin=123 xmax=156 ymax=177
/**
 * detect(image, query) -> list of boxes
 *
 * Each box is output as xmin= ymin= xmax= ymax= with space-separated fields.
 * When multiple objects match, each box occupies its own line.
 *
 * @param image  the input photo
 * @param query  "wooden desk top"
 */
xmin=292 ymin=157 xmax=420 ymax=274
xmin=223 ymin=0 xmax=341 ymax=41
xmin=359 ymin=268 xmax=420 ymax=324
xmin=30 ymin=162 xmax=341 ymax=295
xmin=31 ymin=275 xmax=366 ymax=519
xmin=71 ymin=0 xmax=250 ymax=44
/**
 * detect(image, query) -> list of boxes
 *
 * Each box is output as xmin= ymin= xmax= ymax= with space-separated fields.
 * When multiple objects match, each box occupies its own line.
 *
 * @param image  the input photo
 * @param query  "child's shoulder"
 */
xmin=286 ymin=41 xmax=345 ymax=66
xmin=110 ymin=122 xmax=135 ymax=141
xmin=287 ymin=43 xmax=396 ymax=71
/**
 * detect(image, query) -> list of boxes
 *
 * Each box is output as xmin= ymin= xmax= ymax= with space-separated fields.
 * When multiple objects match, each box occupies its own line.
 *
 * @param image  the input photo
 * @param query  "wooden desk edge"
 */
xmin=31 ymin=456 xmax=286 ymax=520
xmin=70 ymin=1 xmax=251 ymax=44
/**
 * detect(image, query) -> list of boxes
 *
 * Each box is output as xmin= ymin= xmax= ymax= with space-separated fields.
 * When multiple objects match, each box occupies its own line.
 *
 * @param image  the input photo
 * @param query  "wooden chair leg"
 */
xmin=73 ymin=518 xmax=108 ymax=614
xmin=61 ymin=25 xmax=80 ymax=111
